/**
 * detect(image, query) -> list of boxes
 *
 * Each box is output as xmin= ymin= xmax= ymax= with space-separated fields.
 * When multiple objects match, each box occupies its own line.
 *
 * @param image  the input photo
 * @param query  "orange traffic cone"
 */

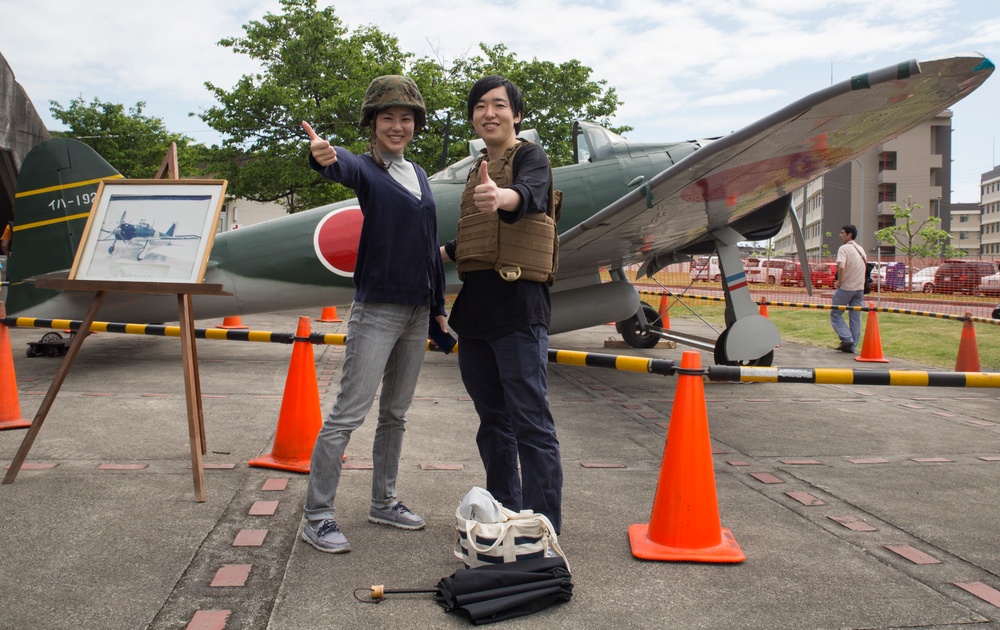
xmin=657 ymin=295 xmax=671 ymax=330
xmin=248 ymin=316 xmax=323 ymax=473
xmin=0 ymin=318 xmax=30 ymax=431
xmin=954 ymin=313 xmax=981 ymax=372
xmin=855 ymin=303 xmax=889 ymax=363
xmin=628 ymin=350 xmax=745 ymax=563
xmin=316 ymin=306 xmax=343 ymax=323
xmin=759 ymin=302 xmax=769 ymax=318
xmin=217 ymin=315 xmax=248 ymax=330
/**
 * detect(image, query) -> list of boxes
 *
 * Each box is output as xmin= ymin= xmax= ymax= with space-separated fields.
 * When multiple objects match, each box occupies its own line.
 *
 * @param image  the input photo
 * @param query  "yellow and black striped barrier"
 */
xmin=7 ymin=316 xmax=1000 ymax=387
xmin=548 ymin=348 xmax=679 ymax=375
xmin=707 ymin=365 xmax=1000 ymax=388
xmin=0 ymin=316 xmax=345 ymax=346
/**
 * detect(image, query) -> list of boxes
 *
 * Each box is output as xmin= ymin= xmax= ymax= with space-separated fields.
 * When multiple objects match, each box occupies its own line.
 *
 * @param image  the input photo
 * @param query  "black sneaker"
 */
xmin=836 ymin=340 xmax=853 ymax=352
xmin=302 ymin=519 xmax=351 ymax=553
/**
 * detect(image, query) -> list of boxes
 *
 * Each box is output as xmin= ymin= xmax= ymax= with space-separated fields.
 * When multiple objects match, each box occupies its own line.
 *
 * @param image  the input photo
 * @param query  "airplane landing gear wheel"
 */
xmin=713 ymin=329 xmax=774 ymax=367
xmin=616 ymin=302 xmax=662 ymax=349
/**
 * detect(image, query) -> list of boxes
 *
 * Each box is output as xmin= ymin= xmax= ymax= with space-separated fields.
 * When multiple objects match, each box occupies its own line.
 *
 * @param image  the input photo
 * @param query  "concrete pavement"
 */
xmin=1 ymin=309 xmax=999 ymax=629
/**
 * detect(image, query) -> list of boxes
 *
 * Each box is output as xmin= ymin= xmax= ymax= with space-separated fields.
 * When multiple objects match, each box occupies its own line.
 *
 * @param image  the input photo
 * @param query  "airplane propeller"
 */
xmin=788 ymin=200 xmax=812 ymax=296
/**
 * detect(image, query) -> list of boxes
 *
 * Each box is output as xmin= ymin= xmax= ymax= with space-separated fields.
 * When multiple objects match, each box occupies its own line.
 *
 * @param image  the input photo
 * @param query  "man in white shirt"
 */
xmin=831 ymin=224 xmax=866 ymax=352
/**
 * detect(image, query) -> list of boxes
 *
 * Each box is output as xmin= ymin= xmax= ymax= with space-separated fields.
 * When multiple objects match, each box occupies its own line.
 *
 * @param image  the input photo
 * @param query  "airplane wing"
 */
xmin=556 ymin=54 xmax=994 ymax=280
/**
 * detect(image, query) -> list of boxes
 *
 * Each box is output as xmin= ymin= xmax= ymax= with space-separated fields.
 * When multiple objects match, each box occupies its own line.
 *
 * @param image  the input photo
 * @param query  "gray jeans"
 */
xmin=304 ymin=301 xmax=430 ymax=522
xmin=831 ymin=288 xmax=864 ymax=349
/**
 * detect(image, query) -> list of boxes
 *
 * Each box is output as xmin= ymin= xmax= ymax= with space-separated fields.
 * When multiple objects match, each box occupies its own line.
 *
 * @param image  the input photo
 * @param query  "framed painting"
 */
xmin=69 ymin=179 xmax=227 ymax=283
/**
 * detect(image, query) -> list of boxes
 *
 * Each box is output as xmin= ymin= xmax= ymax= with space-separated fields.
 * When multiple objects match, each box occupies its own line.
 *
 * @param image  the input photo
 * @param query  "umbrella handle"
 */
xmin=355 ymin=585 xmax=437 ymax=604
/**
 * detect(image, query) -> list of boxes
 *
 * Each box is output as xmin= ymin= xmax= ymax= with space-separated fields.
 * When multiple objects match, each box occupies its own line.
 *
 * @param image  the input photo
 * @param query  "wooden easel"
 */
xmin=3 ymin=142 xmax=227 ymax=501
xmin=2 ymin=278 xmax=228 ymax=501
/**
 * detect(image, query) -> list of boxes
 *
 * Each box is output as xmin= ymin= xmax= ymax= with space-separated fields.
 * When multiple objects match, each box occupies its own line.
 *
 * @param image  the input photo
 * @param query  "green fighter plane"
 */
xmin=4 ymin=54 xmax=993 ymax=366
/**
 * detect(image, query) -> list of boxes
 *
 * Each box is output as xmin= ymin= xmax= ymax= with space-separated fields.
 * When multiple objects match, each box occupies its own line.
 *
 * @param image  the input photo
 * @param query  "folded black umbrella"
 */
xmin=434 ymin=557 xmax=573 ymax=625
xmin=360 ymin=557 xmax=572 ymax=625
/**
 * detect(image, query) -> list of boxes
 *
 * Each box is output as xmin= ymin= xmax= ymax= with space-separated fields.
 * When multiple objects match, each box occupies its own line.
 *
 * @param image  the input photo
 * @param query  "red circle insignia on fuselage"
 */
xmin=313 ymin=206 xmax=363 ymax=277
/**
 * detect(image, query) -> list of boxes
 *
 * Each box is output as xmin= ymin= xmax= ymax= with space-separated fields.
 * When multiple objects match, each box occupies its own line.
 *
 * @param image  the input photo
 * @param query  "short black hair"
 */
xmin=466 ymin=75 xmax=524 ymax=133
xmin=841 ymin=224 xmax=857 ymax=239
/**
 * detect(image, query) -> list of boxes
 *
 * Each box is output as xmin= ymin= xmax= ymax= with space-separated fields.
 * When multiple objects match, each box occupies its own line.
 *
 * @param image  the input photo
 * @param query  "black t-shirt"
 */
xmin=448 ymin=143 xmax=552 ymax=340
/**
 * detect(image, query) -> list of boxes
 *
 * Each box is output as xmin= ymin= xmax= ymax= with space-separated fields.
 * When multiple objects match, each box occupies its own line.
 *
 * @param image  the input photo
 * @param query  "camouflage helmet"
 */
xmin=359 ymin=75 xmax=426 ymax=132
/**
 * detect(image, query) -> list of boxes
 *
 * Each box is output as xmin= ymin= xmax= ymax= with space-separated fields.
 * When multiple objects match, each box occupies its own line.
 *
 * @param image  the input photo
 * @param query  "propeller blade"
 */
xmin=788 ymin=199 xmax=812 ymax=296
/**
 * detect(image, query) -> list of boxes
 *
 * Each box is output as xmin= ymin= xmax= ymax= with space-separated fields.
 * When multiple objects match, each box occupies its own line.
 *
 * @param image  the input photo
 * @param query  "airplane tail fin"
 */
xmin=5 ymin=139 xmax=121 ymax=314
xmin=163 ymin=223 xmax=176 ymax=237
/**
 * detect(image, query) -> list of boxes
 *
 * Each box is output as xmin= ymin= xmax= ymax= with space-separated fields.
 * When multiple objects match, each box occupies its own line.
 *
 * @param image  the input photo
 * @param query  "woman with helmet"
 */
xmin=300 ymin=75 xmax=447 ymax=554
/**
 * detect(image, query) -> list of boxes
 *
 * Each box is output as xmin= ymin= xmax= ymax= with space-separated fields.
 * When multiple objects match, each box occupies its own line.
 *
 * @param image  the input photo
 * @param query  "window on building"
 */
xmin=879 ymin=151 xmax=897 ymax=171
xmin=959 ymin=215 xmax=969 ymax=223
xmin=878 ymin=183 xmax=897 ymax=203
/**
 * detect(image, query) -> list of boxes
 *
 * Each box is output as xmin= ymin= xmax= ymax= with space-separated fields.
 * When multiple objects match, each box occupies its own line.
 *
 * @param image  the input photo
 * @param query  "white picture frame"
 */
xmin=69 ymin=179 xmax=227 ymax=283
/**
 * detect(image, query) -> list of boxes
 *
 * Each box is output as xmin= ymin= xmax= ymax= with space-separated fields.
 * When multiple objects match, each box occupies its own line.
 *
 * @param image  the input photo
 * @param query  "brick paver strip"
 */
xmin=966 ymin=420 xmax=996 ymax=427
xmin=978 ymin=456 xmax=1000 ymax=461
xmin=248 ymin=500 xmax=279 ymax=516
xmin=828 ymin=515 xmax=878 ymax=532
xmin=211 ymin=564 xmax=252 ymax=587
xmin=726 ymin=461 xmax=750 ymax=467
xmin=4 ymin=462 xmax=58 ymax=470
xmin=343 ymin=462 xmax=374 ymax=470
xmin=786 ymin=491 xmax=825 ymax=506
xmin=848 ymin=458 xmax=890 ymax=464
xmin=262 ymin=478 xmax=289 ymax=491
xmin=780 ymin=459 xmax=822 ymax=465
xmin=233 ymin=529 xmax=268 ymax=547
xmin=911 ymin=457 xmax=953 ymax=463
xmin=97 ymin=463 xmax=148 ymax=470
xmin=954 ymin=582 xmax=1000 ymax=607
xmin=419 ymin=463 xmax=464 ymax=470
xmin=202 ymin=463 xmax=237 ymax=469
xmin=885 ymin=544 xmax=941 ymax=565
xmin=749 ymin=472 xmax=783 ymax=484
xmin=186 ymin=609 xmax=231 ymax=630
xmin=581 ymin=463 xmax=625 ymax=468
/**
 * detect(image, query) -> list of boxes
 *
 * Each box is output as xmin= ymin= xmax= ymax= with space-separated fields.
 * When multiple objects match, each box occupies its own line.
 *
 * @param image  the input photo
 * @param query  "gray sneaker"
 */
xmin=302 ymin=519 xmax=351 ymax=554
xmin=369 ymin=501 xmax=425 ymax=530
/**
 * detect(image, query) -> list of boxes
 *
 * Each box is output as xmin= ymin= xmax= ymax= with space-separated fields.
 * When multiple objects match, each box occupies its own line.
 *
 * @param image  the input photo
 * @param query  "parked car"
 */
xmin=933 ymin=260 xmax=997 ymax=294
xmin=977 ymin=271 xmax=1000 ymax=296
xmin=780 ymin=261 xmax=829 ymax=287
xmin=810 ymin=262 xmax=838 ymax=288
xmin=690 ymin=255 xmax=720 ymax=282
xmin=874 ymin=262 xmax=907 ymax=291
xmin=780 ymin=262 xmax=808 ymax=287
xmin=907 ymin=266 xmax=938 ymax=293
xmin=747 ymin=259 xmax=794 ymax=284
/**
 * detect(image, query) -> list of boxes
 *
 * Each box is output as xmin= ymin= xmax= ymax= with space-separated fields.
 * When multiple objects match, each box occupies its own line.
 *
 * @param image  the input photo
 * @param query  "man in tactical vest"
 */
xmin=443 ymin=76 xmax=563 ymax=534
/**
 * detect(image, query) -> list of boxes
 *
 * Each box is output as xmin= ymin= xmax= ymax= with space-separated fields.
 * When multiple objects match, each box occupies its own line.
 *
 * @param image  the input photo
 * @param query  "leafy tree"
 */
xmin=874 ymin=196 xmax=961 ymax=290
xmin=49 ymin=97 xmax=201 ymax=178
xmin=198 ymin=0 xmax=410 ymax=212
xmin=197 ymin=0 xmax=628 ymax=212
xmin=437 ymin=43 xmax=629 ymax=169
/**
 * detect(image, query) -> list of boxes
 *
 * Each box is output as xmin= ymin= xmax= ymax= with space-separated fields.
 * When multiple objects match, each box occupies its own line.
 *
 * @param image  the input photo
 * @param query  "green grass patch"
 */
xmin=666 ymin=300 xmax=1000 ymax=371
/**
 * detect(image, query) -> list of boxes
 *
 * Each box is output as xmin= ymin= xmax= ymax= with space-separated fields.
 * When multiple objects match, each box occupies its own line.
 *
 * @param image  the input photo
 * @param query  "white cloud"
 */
xmin=1 ymin=0 xmax=997 ymax=198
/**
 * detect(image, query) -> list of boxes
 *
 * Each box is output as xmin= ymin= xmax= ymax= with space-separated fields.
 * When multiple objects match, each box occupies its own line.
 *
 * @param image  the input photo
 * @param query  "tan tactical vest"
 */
xmin=455 ymin=140 xmax=562 ymax=284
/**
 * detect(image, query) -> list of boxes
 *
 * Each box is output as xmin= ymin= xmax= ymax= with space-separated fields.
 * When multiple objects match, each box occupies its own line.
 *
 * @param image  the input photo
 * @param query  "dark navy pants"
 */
xmin=458 ymin=324 xmax=563 ymax=533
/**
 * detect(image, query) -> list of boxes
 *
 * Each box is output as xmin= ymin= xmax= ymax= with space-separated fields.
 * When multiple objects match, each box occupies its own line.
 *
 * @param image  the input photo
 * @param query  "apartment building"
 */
xmin=773 ymin=112 xmax=954 ymax=260
xmin=981 ymin=166 xmax=1000 ymax=256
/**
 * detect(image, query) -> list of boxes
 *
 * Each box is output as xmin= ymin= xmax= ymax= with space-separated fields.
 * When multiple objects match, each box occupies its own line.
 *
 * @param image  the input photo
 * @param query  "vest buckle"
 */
xmin=498 ymin=265 xmax=522 ymax=281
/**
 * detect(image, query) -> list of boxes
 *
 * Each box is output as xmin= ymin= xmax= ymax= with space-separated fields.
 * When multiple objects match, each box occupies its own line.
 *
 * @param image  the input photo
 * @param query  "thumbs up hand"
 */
xmin=473 ymin=160 xmax=502 ymax=213
xmin=302 ymin=121 xmax=337 ymax=167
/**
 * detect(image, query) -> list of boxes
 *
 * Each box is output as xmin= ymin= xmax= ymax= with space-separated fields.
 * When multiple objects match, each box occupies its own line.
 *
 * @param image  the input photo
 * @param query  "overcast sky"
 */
xmin=2 ymin=0 xmax=997 ymax=200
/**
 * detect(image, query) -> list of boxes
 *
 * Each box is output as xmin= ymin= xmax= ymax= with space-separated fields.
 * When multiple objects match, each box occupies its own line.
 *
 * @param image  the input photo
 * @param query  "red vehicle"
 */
xmin=780 ymin=262 xmax=809 ymax=287
xmin=810 ymin=262 xmax=838 ymax=288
